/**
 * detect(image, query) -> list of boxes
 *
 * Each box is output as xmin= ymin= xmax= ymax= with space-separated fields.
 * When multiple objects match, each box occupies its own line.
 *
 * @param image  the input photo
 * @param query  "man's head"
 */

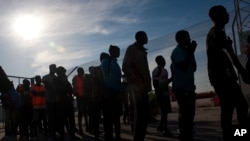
xmin=209 ymin=5 xmax=229 ymax=26
xmin=77 ymin=67 xmax=84 ymax=76
xmin=23 ymin=79 xmax=30 ymax=88
xmin=135 ymin=31 xmax=148 ymax=45
xmin=49 ymin=64 xmax=57 ymax=74
xmin=109 ymin=45 xmax=120 ymax=58
xmin=100 ymin=52 xmax=110 ymax=62
xmin=175 ymin=30 xmax=191 ymax=46
xmin=34 ymin=75 xmax=42 ymax=85
xmin=56 ymin=66 xmax=66 ymax=77
xmin=155 ymin=55 xmax=166 ymax=67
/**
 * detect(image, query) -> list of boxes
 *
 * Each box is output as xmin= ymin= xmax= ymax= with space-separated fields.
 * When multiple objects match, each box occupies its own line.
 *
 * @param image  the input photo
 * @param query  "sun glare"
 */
xmin=13 ymin=15 xmax=43 ymax=40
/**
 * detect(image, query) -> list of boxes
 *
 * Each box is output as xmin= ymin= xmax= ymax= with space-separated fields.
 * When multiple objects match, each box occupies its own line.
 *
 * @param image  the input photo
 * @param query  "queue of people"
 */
xmin=0 ymin=4 xmax=250 ymax=141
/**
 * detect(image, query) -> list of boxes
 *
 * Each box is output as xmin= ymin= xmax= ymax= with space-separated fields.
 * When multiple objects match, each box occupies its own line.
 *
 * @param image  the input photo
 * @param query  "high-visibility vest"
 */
xmin=31 ymin=84 xmax=46 ymax=107
xmin=73 ymin=75 xmax=84 ymax=97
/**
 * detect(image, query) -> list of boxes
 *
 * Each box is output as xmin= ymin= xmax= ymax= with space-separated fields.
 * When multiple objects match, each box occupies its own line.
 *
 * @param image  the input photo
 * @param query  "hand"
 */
xmin=225 ymin=36 xmax=233 ymax=50
xmin=188 ymin=40 xmax=197 ymax=53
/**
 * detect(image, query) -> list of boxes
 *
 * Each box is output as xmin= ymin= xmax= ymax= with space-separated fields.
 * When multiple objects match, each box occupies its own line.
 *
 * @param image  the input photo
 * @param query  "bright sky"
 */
xmin=0 ymin=0 xmax=236 ymax=92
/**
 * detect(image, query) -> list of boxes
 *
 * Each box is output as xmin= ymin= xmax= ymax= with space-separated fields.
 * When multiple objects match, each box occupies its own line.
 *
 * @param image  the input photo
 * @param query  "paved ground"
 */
xmin=0 ymin=98 xmax=238 ymax=141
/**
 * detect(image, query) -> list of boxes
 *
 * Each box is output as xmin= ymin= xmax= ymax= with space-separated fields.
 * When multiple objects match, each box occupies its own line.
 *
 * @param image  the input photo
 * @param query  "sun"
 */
xmin=13 ymin=15 xmax=44 ymax=40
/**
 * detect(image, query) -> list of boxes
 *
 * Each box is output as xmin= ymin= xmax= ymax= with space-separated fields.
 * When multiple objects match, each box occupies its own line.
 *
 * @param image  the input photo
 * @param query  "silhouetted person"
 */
xmin=52 ymin=66 xmax=77 ymax=141
xmin=90 ymin=52 xmax=109 ymax=141
xmin=89 ymin=66 xmax=103 ymax=141
xmin=171 ymin=30 xmax=197 ymax=141
xmin=0 ymin=66 xmax=20 ymax=138
xmin=72 ymin=67 xmax=89 ymax=134
xmin=121 ymin=75 xmax=130 ymax=125
xmin=102 ymin=45 xmax=123 ymax=141
xmin=42 ymin=64 xmax=57 ymax=140
xmin=152 ymin=55 xmax=173 ymax=137
xmin=206 ymin=5 xmax=249 ymax=141
xmin=31 ymin=75 xmax=47 ymax=137
xmin=17 ymin=79 xmax=33 ymax=140
xmin=84 ymin=71 xmax=93 ymax=134
xmin=122 ymin=31 xmax=152 ymax=141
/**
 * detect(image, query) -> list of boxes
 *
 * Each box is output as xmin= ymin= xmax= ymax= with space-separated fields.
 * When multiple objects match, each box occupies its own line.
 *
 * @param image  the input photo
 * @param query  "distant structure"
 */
xmin=233 ymin=0 xmax=250 ymax=103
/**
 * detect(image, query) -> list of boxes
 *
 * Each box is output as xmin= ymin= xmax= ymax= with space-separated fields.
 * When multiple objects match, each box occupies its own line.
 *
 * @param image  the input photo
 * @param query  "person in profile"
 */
xmin=90 ymin=53 xmax=110 ymax=141
xmin=102 ymin=45 xmax=122 ymax=141
xmin=206 ymin=5 xmax=249 ymax=140
xmin=171 ymin=30 xmax=197 ymax=141
xmin=122 ymin=31 xmax=152 ymax=141
xmin=152 ymin=55 xmax=173 ymax=137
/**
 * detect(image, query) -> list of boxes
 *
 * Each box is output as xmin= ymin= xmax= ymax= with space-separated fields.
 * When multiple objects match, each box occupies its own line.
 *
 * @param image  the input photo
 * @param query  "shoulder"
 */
xmin=42 ymin=74 xmax=50 ymax=80
xmin=102 ymin=58 xmax=110 ymax=65
xmin=152 ymin=67 xmax=159 ymax=76
xmin=125 ymin=44 xmax=136 ymax=52
xmin=171 ymin=46 xmax=182 ymax=55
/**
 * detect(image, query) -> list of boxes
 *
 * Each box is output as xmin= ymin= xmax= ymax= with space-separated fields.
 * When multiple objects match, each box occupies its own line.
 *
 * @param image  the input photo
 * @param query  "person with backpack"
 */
xmin=90 ymin=52 xmax=109 ymax=141
xmin=102 ymin=45 xmax=122 ymax=141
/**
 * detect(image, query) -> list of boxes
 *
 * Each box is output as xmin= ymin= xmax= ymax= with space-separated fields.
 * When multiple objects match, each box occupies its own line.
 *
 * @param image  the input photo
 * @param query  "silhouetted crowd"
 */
xmin=0 ymin=5 xmax=250 ymax=141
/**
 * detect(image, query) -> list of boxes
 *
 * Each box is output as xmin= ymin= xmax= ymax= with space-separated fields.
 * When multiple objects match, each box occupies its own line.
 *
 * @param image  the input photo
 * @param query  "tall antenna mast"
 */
xmin=232 ymin=0 xmax=250 ymax=54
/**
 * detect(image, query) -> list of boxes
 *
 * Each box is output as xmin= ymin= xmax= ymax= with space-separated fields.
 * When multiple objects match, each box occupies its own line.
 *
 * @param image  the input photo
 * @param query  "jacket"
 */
xmin=122 ymin=42 xmax=152 ymax=92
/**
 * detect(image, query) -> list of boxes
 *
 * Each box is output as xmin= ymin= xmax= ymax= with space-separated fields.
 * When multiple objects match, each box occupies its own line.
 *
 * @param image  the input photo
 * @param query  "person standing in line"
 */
xmin=90 ymin=53 xmax=109 ymax=141
xmin=121 ymin=74 xmax=130 ymax=125
xmin=84 ymin=70 xmax=94 ymax=134
xmin=102 ymin=45 xmax=123 ymax=141
xmin=171 ymin=30 xmax=197 ymax=141
xmin=72 ymin=67 xmax=89 ymax=135
xmin=17 ymin=79 xmax=33 ymax=140
xmin=152 ymin=55 xmax=173 ymax=137
xmin=52 ymin=66 xmax=67 ymax=141
xmin=0 ymin=66 xmax=20 ymax=138
xmin=122 ymin=31 xmax=152 ymax=141
xmin=42 ymin=64 xmax=57 ymax=140
xmin=31 ymin=75 xmax=48 ymax=138
xmin=206 ymin=5 xmax=249 ymax=141
xmin=64 ymin=75 xmax=80 ymax=140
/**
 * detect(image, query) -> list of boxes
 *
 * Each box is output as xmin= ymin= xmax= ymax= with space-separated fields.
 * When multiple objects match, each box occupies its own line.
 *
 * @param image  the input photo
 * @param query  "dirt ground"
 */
xmin=0 ymin=98 xmax=241 ymax=141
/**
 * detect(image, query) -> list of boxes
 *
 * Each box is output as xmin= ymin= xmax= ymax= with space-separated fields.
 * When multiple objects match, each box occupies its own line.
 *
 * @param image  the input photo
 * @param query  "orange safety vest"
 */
xmin=73 ymin=75 xmax=84 ymax=97
xmin=31 ymin=84 xmax=46 ymax=107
